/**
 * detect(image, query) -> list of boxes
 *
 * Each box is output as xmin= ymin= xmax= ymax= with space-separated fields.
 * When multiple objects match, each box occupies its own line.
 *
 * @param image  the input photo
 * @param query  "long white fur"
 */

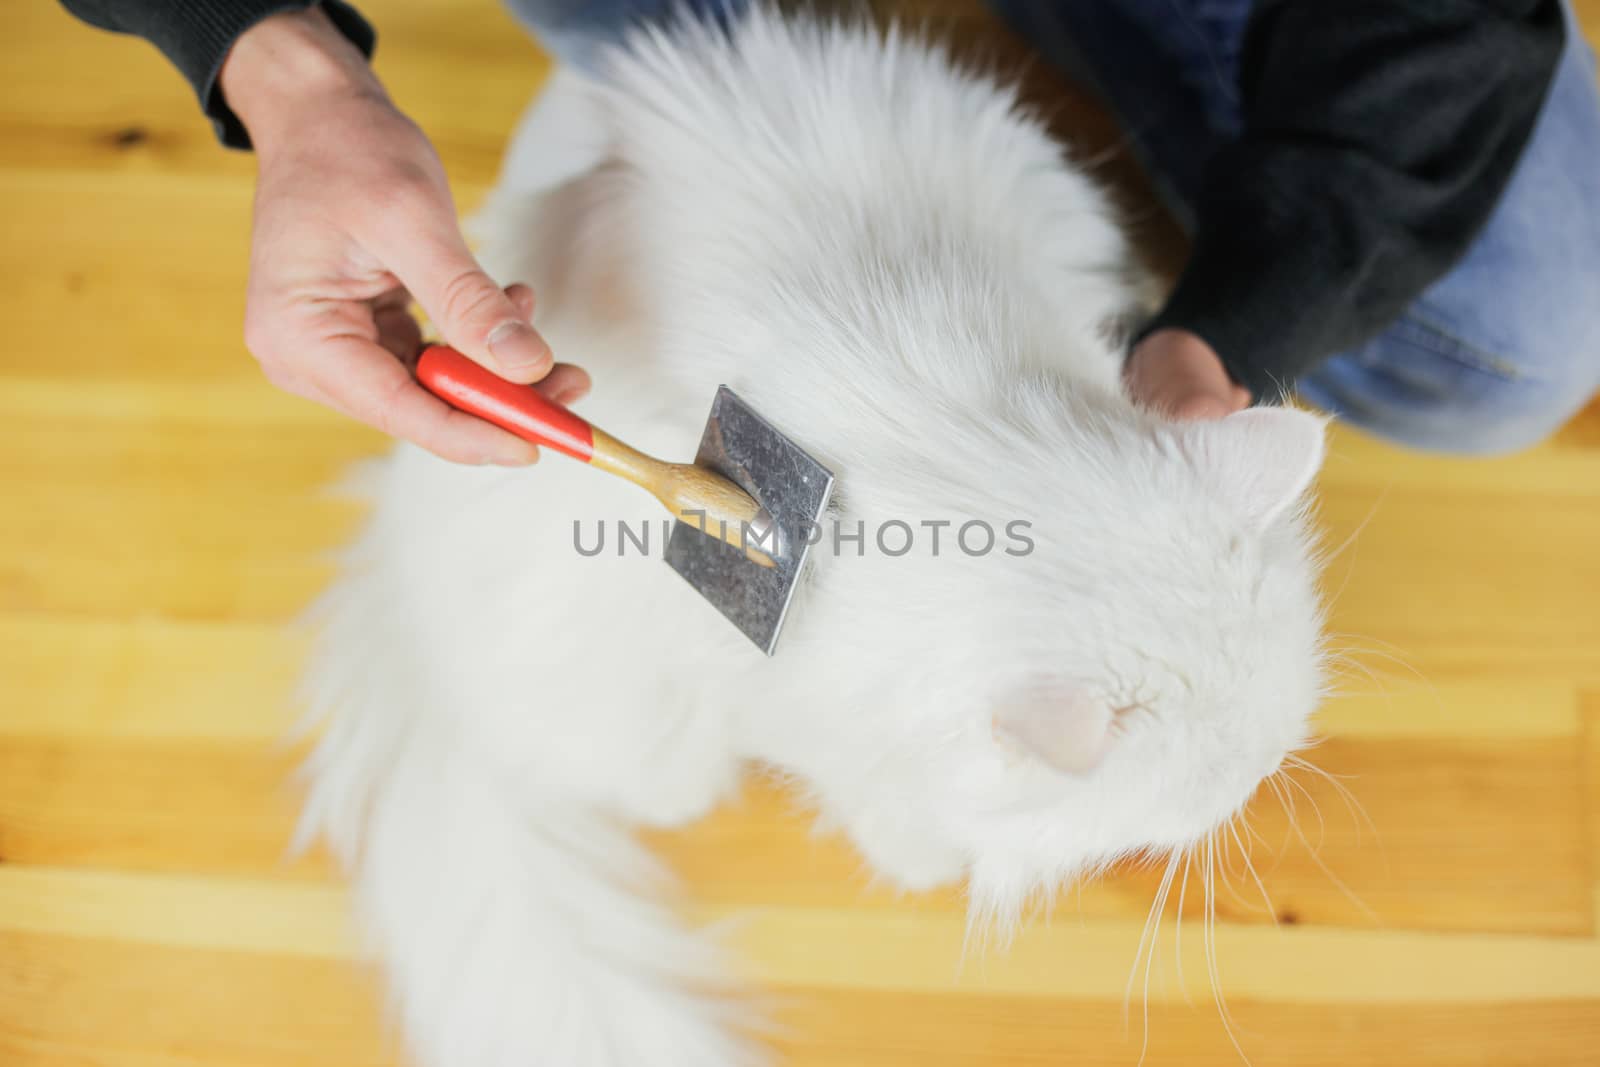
xmin=300 ymin=10 xmax=1328 ymax=1066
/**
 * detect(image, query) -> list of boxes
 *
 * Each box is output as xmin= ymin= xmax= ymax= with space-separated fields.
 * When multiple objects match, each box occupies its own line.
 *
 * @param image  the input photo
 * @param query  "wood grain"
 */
xmin=3 ymin=0 xmax=1599 ymax=1064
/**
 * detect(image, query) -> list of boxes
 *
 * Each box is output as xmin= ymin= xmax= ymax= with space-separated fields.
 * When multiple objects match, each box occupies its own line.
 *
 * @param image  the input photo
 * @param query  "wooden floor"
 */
xmin=5 ymin=1 xmax=1600 ymax=1063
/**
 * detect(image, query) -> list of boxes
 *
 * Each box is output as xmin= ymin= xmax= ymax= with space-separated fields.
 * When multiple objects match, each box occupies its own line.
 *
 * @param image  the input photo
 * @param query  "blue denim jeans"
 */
xmin=511 ymin=0 xmax=1600 ymax=454
xmin=984 ymin=0 xmax=1600 ymax=453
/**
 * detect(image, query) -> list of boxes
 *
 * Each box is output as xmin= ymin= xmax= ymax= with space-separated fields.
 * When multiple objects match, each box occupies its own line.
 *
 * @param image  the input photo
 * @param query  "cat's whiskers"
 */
xmin=1213 ymin=823 xmax=1257 ymax=914
xmin=1313 ymin=486 xmax=1386 ymax=611
xmin=1128 ymin=849 xmax=1181 ymax=1067
xmin=1239 ymin=806 xmax=1272 ymax=855
xmin=1275 ymin=774 xmax=1381 ymax=925
xmin=1237 ymin=798 xmax=1286 ymax=881
xmin=1324 ymin=633 xmax=1436 ymax=705
xmin=1173 ymin=848 xmax=1194 ymax=1006
xmin=1285 ymin=754 xmax=1381 ymax=848
xmin=1320 ymin=640 xmax=1443 ymax=771
xmin=1263 ymin=773 xmax=1298 ymax=861
xmin=1123 ymin=850 xmax=1171 ymax=1017
xmin=1325 ymin=629 xmax=1425 ymax=663
xmin=1322 ymin=650 xmax=1391 ymax=700
xmin=1121 ymin=793 xmax=1296 ymax=1065
xmin=1280 ymin=764 xmax=1329 ymax=850
xmin=1204 ymin=834 xmax=1254 ymax=1065
xmin=1229 ymin=817 xmax=1277 ymax=924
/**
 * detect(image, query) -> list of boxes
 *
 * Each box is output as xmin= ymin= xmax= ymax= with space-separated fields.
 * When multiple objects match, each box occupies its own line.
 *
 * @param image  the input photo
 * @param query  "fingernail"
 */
xmin=486 ymin=320 xmax=552 ymax=376
xmin=553 ymin=384 xmax=589 ymax=406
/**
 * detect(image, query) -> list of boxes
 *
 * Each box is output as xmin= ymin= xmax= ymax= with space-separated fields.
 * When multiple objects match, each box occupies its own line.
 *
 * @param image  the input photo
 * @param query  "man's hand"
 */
xmin=1124 ymin=328 xmax=1250 ymax=421
xmin=222 ymin=8 xmax=588 ymax=464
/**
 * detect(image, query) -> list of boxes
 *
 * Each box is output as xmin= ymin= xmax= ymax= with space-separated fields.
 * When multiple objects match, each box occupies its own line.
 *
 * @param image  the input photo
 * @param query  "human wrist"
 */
xmin=220 ymin=7 xmax=384 ymax=149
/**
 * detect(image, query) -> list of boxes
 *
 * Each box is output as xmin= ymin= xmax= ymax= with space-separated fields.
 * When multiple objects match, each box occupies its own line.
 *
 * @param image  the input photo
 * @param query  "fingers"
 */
xmin=1124 ymin=329 xmax=1250 ymax=421
xmin=532 ymin=362 xmax=592 ymax=406
xmin=1167 ymin=393 xmax=1241 ymax=420
xmin=373 ymin=298 xmax=424 ymax=364
xmin=1154 ymin=381 xmax=1250 ymax=421
xmin=310 ymin=333 xmax=541 ymax=465
xmin=369 ymin=212 xmax=554 ymax=384
xmin=237 ymin=90 xmax=578 ymax=464
xmin=248 ymin=280 xmax=584 ymax=464
xmin=250 ymin=293 xmax=538 ymax=464
xmin=505 ymin=282 xmax=536 ymax=322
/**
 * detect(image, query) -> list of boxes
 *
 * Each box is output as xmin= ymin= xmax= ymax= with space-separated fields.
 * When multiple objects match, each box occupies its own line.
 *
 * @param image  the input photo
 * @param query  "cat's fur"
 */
xmin=301 ymin=11 xmax=1328 ymax=1066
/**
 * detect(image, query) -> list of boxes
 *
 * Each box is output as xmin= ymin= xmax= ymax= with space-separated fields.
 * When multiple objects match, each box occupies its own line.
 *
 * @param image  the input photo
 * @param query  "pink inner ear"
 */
xmin=994 ymin=685 xmax=1114 ymax=775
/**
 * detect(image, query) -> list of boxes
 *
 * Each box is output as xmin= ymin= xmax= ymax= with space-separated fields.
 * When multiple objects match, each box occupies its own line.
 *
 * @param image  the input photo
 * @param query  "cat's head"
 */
xmin=775 ymin=390 xmax=1328 ymax=923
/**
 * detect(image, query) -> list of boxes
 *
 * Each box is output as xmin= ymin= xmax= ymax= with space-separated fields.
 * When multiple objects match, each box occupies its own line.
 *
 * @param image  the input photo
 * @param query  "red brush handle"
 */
xmin=416 ymin=345 xmax=595 ymax=462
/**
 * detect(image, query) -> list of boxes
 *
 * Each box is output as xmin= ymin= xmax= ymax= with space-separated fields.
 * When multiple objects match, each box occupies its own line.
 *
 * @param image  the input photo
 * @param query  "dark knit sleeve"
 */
xmin=1142 ymin=0 xmax=1564 ymax=401
xmin=59 ymin=0 xmax=376 ymax=149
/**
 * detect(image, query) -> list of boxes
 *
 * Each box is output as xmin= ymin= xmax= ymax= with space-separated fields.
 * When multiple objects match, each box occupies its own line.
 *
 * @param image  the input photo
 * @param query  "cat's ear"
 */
xmin=993 ymin=683 xmax=1114 ymax=775
xmin=1180 ymin=407 xmax=1327 ymax=530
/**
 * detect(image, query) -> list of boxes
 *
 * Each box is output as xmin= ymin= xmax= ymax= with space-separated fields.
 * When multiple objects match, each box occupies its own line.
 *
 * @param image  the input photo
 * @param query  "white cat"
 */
xmin=300 ymin=10 xmax=1328 ymax=1066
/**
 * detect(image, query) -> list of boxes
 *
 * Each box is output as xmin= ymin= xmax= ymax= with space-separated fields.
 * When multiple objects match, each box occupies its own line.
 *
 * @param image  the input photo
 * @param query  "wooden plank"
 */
xmin=733 ymin=908 xmax=1600 ymax=1004
xmin=0 ymin=931 xmax=389 ymax=1067
xmin=50 ymin=604 xmax=1542 ymax=750
xmin=0 ymin=388 xmax=380 ymax=486
xmin=0 ymin=5 xmax=250 ymax=176
xmin=1313 ymin=677 xmax=1579 ymax=740
xmin=1315 ymin=481 xmax=1600 ymax=683
xmin=5 ymin=867 xmax=1600 ymax=1004
xmin=0 ymin=553 xmax=339 ymax=627
xmin=6 ymin=709 xmax=1583 ymax=935
xmin=0 ymin=869 xmax=352 ymax=958
xmin=1216 ymin=737 xmax=1591 ymax=936
xmin=0 ymin=486 xmax=363 ymax=620
xmin=0 ymin=489 xmax=362 ymax=621
xmin=1317 ymin=419 xmax=1600 ymax=499
xmin=0 ymin=172 xmax=255 ymax=382
xmin=0 ymin=619 xmax=308 ymax=740
xmin=0 ymin=379 xmax=367 ymax=424
xmin=6 ymin=928 xmax=1597 ymax=1067
xmin=1582 ymin=692 xmax=1600 ymax=925
xmin=3 ymin=1 xmax=548 ymax=190
xmin=1 ymin=606 xmax=1588 ymax=932
xmin=0 ymin=385 xmax=377 ymax=619
xmin=653 ymin=736 xmax=1593 ymax=937
xmin=774 ymin=990 xmax=1600 ymax=1067
xmin=0 ymin=737 xmax=330 ymax=880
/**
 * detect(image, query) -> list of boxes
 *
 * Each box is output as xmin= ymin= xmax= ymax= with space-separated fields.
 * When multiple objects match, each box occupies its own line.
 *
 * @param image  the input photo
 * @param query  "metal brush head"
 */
xmin=664 ymin=386 xmax=834 ymax=655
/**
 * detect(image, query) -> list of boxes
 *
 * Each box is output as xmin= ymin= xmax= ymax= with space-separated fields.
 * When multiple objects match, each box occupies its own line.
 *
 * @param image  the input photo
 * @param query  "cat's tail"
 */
xmin=295 ymin=575 xmax=762 ymax=1067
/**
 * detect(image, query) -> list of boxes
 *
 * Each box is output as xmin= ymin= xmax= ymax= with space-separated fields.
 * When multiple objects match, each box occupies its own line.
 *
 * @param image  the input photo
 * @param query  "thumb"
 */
xmin=383 ymin=227 xmax=553 ymax=383
xmin=1169 ymin=393 xmax=1237 ymax=421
